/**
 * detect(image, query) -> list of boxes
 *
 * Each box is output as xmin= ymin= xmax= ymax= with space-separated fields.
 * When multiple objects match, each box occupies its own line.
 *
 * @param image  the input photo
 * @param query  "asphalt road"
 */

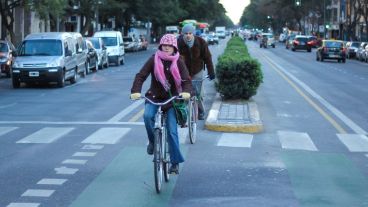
xmin=0 ymin=37 xmax=368 ymax=207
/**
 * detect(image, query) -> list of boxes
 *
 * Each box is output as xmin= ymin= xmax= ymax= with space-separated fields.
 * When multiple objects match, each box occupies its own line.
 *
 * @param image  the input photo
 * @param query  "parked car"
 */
xmin=70 ymin=32 xmax=88 ymax=77
xmin=207 ymin=34 xmax=219 ymax=45
xmin=260 ymin=33 xmax=275 ymax=48
xmin=0 ymin=40 xmax=16 ymax=78
xmin=356 ymin=42 xmax=368 ymax=61
xmin=291 ymin=35 xmax=312 ymax=52
xmin=123 ymin=36 xmax=139 ymax=52
xmin=84 ymin=39 xmax=99 ymax=72
xmin=93 ymin=31 xmax=125 ymax=66
xmin=12 ymin=32 xmax=78 ymax=88
xmin=316 ymin=40 xmax=346 ymax=63
xmin=345 ymin=41 xmax=360 ymax=59
xmin=87 ymin=37 xmax=108 ymax=69
xmin=200 ymin=33 xmax=208 ymax=42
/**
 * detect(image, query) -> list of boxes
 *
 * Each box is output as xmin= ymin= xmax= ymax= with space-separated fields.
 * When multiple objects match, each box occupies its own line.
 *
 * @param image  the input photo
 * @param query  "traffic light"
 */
xmin=295 ymin=0 xmax=301 ymax=6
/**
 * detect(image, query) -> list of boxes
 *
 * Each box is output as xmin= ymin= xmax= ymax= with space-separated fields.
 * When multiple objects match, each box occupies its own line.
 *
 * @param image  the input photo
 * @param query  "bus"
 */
xmin=179 ymin=19 xmax=209 ymax=35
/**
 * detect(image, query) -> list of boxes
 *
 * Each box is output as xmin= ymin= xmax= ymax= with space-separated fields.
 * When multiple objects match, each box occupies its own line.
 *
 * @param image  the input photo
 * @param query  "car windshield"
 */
xmin=123 ymin=37 xmax=133 ymax=42
xmin=100 ymin=37 xmax=117 ymax=46
xmin=0 ymin=43 xmax=9 ymax=52
xmin=90 ymin=39 xmax=101 ymax=49
xmin=351 ymin=42 xmax=360 ymax=47
xmin=325 ymin=41 xmax=343 ymax=47
xmin=19 ymin=40 xmax=62 ymax=56
xmin=297 ymin=37 xmax=308 ymax=42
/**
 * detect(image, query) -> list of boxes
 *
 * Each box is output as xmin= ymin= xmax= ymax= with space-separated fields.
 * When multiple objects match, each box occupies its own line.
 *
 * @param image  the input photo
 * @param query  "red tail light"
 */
xmin=293 ymin=40 xmax=299 ymax=45
xmin=307 ymin=41 xmax=313 ymax=45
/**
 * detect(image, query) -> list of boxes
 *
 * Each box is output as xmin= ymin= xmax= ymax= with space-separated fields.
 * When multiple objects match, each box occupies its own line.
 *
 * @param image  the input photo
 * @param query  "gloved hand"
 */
xmin=179 ymin=92 xmax=190 ymax=100
xmin=208 ymin=73 xmax=216 ymax=80
xmin=130 ymin=93 xmax=141 ymax=100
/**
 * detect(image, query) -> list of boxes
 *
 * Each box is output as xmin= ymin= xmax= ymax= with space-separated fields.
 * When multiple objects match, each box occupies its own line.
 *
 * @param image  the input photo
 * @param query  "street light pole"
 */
xmin=324 ymin=0 xmax=326 ymax=39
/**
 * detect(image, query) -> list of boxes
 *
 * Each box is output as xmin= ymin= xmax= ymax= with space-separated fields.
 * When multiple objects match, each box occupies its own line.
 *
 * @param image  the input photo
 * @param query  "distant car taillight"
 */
xmin=293 ymin=40 xmax=299 ymax=45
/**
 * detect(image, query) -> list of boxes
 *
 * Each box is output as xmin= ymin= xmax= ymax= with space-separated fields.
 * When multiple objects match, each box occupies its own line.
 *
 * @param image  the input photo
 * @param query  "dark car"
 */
xmin=207 ymin=34 xmax=219 ymax=45
xmin=307 ymin=36 xmax=319 ymax=48
xmin=0 ymin=40 xmax=16 ymax=78
xmin=316 ymin=40 xmax=346 ymax=63
xmin=85 ymin=39 xmax=99 ymax=73
xmin=346 ymin=41 xmax=360 ymax=59
xmin=285 ymin=34 xmax=296 ymax=49
xmin=291 ymin=35 xmax=312 ymax=52
xmin=88 ymin=37 xmax=108 ymax=69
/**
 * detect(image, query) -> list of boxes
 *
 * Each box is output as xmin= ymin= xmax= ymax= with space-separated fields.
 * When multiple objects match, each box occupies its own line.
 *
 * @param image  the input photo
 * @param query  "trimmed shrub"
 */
xmin=215 ymin=37 xmax=263 ymax=100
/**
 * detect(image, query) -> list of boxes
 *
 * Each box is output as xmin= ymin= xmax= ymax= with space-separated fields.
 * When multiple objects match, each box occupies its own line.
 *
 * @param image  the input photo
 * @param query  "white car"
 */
xmin=260 ymin=33 xmax=276 ymax=48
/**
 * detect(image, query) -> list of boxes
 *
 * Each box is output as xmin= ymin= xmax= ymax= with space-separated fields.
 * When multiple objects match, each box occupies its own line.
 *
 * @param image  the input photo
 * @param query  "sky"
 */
xmin=219 ymin=0 xmax=250 ymax=25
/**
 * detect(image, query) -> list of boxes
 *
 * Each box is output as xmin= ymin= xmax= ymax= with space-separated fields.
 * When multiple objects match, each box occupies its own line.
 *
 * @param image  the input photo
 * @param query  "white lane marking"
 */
xmin=81 ymin=127 xmax=130 ymax=144
xmin=278 ymin=131 xmax=318 ymax=151
xmin=337 ymin=134 xmax=368 ymax=152
xmin=21 ymin=189 xmax=55 ymax=197
xmin=62 ymin=159 xmax=88 ymax=165
xmin=268 ymin=58 xmax=367 ymax=135
xmin=54 ymin=166 xmax=79 ymax=175
xmin=73 ymin=152 xmax=97 ymax=157
xmin=0 ymin=127 xmax=18 ymax=137
xmin=0 ymin=121 xmax=144 ymax=125
xmin=37 ymin=178 xmax=67 ymax=185
xmin=178 ymin=127 xmax=188 ymax=144
xmin=16 ymin=127 xmax=74 ymax=144
xmin=82 ymin=145 xmax=104 ymax=150
xmin=107 ymin=99 xmax=144 ymax=122
xmin=217 ymin=133 xmax=253 ymax=148
xmin=7 ymin=203 xmax=40 ymax=207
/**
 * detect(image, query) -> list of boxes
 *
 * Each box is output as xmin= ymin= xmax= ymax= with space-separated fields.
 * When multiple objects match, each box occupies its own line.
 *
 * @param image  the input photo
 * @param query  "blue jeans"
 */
xmin=143 ymin=103 xmax=184 ymax=164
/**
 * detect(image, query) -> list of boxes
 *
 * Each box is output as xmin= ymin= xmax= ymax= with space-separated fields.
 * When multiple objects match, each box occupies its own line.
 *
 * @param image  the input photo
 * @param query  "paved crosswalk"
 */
xmin=1 ymin=126 xmax=368 ymax=153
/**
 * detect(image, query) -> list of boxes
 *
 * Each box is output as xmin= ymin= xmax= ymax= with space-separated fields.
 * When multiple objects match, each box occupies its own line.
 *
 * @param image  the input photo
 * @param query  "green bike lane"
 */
xmin=69 ymin=143 xmax=368 ymax=207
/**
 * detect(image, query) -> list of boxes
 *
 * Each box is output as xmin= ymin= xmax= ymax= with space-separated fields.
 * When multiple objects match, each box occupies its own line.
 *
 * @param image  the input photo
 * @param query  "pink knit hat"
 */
xmin=159 ymin=34 xmax=178 ymax=51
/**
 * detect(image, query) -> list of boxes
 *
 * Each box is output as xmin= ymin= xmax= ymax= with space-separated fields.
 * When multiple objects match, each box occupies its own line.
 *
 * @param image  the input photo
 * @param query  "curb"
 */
xmin=205 ymin=93 xmax=263 ymax=133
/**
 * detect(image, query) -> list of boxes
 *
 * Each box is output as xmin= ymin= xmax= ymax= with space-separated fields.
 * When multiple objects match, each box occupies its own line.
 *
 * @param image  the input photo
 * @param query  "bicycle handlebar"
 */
xmin=144 ymin=96 xmax=183 ymax=106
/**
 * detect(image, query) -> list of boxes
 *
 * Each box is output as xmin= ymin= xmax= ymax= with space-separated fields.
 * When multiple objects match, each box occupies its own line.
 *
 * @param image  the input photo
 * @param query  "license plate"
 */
xmin=329 ymin=54 xmax=338 ymax=58
xmin=29 ymin=71 xmax=39 ymax=77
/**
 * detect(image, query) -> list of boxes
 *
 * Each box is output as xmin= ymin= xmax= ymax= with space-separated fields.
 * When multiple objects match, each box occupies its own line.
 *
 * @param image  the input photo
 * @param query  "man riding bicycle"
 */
xmin=177 ymin=24 xmax=216 ymax=120
xmin=130 ymin=34 xmax=192 ymax=174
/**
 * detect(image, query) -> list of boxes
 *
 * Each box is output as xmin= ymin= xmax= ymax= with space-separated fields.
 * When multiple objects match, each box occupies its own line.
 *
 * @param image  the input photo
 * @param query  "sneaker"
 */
xmin=169 ymin=163 xmax=179 ymax=174
xmin=147 ymin=142 xmax=153 ymax=155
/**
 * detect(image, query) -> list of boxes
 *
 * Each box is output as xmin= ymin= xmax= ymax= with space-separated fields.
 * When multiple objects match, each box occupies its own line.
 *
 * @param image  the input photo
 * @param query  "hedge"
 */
xmin=215 ymin=37 xmax=263 ymax=100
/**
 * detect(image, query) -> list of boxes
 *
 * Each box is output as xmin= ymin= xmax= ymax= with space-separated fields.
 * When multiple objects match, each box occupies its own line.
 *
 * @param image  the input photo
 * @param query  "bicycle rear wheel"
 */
xmin=188 ymin=98 xmax=198 ymax=144
xmin=153 ymin=128 xmax=163 ymax=193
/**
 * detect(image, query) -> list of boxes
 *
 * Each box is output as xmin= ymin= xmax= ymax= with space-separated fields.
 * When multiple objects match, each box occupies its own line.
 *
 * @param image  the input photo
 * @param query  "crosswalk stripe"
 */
xmin=73 ymin=152 xmax=97 ymax=157
xmin=81 ymin=128 xmax=130 ymax=144
xmin=82 ymin=145 xmax=104 ymax=150
xmin=0 ymin=127 xmax=18 ymax=137
xmin=37 ymin=178 xmax=67 ymax=185
xmin=54 ymin=166 xmax=79 ymax=175
xmin=278 ymin=130 xmax=318 ymax=151
xmin=62 ymin=159 xmax=88 ymax=165
xmin=337 ymin=134 xmax=368 ymax=152
xmin=21 ymin=189 xmax=55 ymax=197
xmin=16 ymin=127 xmax=74 ymax=144
xmin=7 ymin=203 xmax=40 ymax=207
xmin=217 ymin=133 xmax=253 ymax=147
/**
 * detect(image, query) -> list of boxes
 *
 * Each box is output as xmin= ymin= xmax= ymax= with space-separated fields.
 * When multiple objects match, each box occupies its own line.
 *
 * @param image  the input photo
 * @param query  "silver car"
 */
xmin=12 ymin=32 xmax=78 ymax=88
xmin=88 ymin=37 xmax=108 ymax=69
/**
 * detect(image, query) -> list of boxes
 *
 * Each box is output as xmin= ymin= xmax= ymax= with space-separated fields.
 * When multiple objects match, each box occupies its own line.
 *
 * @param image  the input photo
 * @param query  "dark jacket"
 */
xmin=177 ymin=35 xmax=215 ymax=77
xmin=131 ymin=55 xmax=192 ymax=108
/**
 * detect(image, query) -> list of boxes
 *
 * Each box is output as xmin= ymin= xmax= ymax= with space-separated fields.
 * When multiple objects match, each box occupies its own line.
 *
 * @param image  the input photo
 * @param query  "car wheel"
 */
xmin=96 ymin=60 xmax=100 ymax=70
xmin=81 ymin=63 xmax=87 ymax=78
xmin=85 ymin=62 xmax=90 ymax=75
xmin=307 ymin=49 xmax=311 ymax=52
xmin=12 ymin=77 xmax=20 ymax=88
xmin=70 ymin=68 xmax=77 ymax=84
xmin=342 ymin=58 xmax=346 ymax=63
xmin=57 ymin=70 xmax=65 ymax=88
xmin=104 ymin=57 xmax=109 ymax=68
xmin=120 ymin=56 xmax=125 ymax=65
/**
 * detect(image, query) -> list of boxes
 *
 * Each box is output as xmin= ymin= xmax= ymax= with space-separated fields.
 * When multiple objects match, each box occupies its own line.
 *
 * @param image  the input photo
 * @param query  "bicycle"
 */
xmin=187 ymin=76 xmax=208 ymax=144
xmin=144 ymin=96 xmax=181 ymax=193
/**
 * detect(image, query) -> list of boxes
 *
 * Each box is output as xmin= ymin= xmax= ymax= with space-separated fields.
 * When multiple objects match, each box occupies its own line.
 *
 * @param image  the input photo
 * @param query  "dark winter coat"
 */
xmin=177 ymin=35 xmax=215 ymax=77
xmin=131 ymin=55 xmax=192 ymax=109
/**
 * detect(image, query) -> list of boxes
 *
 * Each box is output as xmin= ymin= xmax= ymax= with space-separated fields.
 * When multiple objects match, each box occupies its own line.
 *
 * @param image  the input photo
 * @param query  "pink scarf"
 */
xmin=154 ymin=50 xmax=182 ymax=92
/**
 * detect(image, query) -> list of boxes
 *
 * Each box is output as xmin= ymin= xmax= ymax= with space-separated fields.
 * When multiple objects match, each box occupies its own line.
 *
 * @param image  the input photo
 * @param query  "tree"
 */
xmin=0 ymin=0 xmax=22 ymax=42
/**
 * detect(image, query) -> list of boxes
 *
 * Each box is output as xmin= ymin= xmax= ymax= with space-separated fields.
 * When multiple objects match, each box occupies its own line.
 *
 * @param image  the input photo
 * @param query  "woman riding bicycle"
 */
xmin=130 ymin=34 xmax=192 ymax=174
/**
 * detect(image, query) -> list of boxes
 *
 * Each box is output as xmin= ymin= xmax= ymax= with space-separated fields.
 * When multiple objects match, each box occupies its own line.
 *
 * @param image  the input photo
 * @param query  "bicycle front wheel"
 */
xmin=153 ymin=128 xmax=163 ymax=193
xmin=188 ymin=98 xmax=198 ymax=144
